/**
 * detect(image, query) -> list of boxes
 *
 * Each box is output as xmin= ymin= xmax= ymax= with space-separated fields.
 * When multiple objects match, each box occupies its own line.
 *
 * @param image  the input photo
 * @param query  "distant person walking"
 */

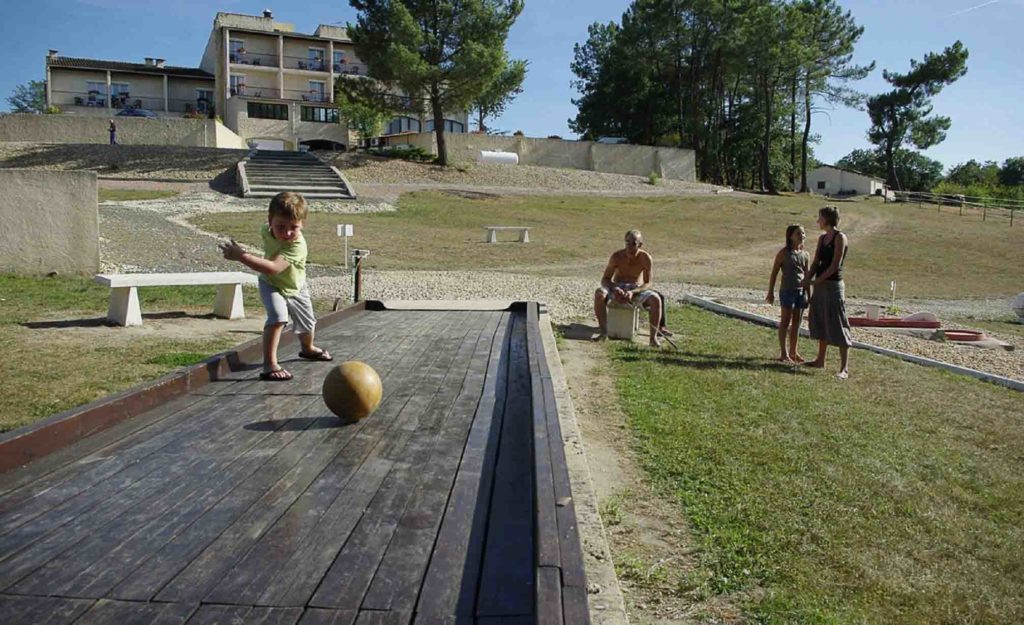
xmin=108 ymin=119 xmax=117 ymax=145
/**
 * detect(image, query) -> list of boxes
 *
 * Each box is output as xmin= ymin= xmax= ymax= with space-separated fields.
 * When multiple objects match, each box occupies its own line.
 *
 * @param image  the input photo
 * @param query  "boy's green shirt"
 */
xmin=260 ymin=223 xmax=307 ymax=297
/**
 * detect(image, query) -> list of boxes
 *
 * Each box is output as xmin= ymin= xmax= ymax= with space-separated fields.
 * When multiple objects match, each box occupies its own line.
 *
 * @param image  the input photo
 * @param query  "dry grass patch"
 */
xmin=192 ymin=191 xmax=1023 ymax=299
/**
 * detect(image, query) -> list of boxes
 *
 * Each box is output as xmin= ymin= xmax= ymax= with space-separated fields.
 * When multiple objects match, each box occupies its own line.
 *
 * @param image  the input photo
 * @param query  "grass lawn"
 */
xmin=609 ymin=305 xmax=1023 ymax=623
xmin=98 ymin=188 xmax=179 ymax=202
xmin=0 ymin=274 xmax=324 ymax=433
xmin=191 ymin=191 xmax=1023 ymax=299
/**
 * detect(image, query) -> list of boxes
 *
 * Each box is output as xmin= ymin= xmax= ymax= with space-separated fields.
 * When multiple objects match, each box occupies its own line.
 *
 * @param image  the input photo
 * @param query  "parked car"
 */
xmin=116 ymin=108 xmax=159 ymax=118
xmin=596 ymin=136 xmax=628 ymax=144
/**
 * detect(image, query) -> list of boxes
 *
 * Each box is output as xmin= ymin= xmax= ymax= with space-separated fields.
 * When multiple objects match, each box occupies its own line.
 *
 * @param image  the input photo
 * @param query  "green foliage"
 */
xmin=348 ymin=0 xmax=523 ymax=165
xmin=472 ymin=56 xmax=527 ymax=132
xmin=147 ymin=352 xmax=211 ymax=367
xmin=998 ymin=156 xmax=1024 ymax=187
xmin=335 ymin=87 xmax=390 ymax=139
xmin=647 ymin=171 xmax=661 ymax=186
xmin=866 ymin=41 xmax=969 ymax=189
xmin=7 ymin=80 xmax=47 ymax=113
xmin=372 ymin=145 xmax=433 ymax=162
xmin=569 ymin=0 xmax=870 ymax=192
xmin=836 ymin=147 xmax=943 ymax=191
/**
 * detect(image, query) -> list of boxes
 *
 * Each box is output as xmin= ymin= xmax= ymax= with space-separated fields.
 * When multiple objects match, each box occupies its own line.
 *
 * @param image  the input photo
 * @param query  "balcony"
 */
xmin=282 ymin=88 xmax=330 ymax=103
xmin=50 ymin=89 xmax=215 ymax=116
xmin=229 ymin=51 xmax=279 ymax=69
xmin=230 ymin=86 xmax=282 ymax=99
xmin=333 ymin=62 xmax=368 ymax=76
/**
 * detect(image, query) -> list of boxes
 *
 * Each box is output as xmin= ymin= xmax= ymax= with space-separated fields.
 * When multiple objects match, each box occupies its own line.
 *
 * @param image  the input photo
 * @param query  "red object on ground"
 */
xmin=848 ymin=316 xmax=941 ymax=329
xmin=943 ymin=329 xmax=987 ymax=342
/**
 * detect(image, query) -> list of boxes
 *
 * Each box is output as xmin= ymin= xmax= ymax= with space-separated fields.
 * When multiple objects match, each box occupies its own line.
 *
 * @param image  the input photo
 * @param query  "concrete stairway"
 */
xmin=239 ymin=150 xmax=355 ymax=200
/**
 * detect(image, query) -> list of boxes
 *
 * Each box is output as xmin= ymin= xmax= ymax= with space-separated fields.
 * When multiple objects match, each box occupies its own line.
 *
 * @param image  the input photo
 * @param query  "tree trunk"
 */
xmin=431 ymin=86 xmax=447 ymax=166
xmin=801 ymin=74 xmax=812 ymax=193
xmin=790 ymin=72 xmax=797 ymax=192
xmin=885 ymin=141 xmax=898 ymax=190
xmin=477 ymin=107 xmax=486 ymax=133
xmin=762 ymin=77 xmax=777 ymax=194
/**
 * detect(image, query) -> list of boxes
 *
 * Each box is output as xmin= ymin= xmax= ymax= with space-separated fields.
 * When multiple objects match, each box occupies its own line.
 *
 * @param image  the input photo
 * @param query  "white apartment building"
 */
xmin=45 ymin=10 xmax=469 ymax=151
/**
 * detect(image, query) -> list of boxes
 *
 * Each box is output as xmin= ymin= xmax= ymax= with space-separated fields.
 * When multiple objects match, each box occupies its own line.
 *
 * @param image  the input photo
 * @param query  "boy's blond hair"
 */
xmin=268 ymin=192 xmax=308 ymax=222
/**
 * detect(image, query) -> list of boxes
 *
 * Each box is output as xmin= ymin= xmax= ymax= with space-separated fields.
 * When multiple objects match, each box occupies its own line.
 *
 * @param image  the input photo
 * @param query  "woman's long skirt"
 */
xmin=808 ymin=280 xmax=853 ymax=347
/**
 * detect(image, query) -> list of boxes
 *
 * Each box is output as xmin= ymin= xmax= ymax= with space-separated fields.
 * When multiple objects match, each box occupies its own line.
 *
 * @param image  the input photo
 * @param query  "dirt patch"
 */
xmin=557 ymin=333 xmax=746 ymax=624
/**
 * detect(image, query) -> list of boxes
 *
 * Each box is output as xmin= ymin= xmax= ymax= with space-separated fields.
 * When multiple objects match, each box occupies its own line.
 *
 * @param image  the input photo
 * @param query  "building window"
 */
xmin=308 ymin=48 xmax=326 ymax=72
xmin=230 ymin=39 xmax=245 ymax=63
xmin=817 ymin=181 xmax=827 ymax=190
xmin=332 ymin=50 xmax=346 ymax=72
xmin=230 ymin=74 xmax=246 ymax=96
xmin=301 ymin=106 xmax=338 ymax=123
xmin=307 ymin=81 xmax=326 ymax=102
xmin=247 ymin=101 xmax=288 ymax=120
xmin=425 ymin=119 xmax=466 ymax=133
xmin=385 ymin=116 xmax=421 ymax=135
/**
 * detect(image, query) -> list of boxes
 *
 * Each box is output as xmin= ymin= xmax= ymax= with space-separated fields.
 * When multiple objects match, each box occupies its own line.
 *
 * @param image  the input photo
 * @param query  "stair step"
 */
xmin=249 ymin=185 xmax=347 ymax=192
xmin=246 ymin=191 xmax=353 ymax=199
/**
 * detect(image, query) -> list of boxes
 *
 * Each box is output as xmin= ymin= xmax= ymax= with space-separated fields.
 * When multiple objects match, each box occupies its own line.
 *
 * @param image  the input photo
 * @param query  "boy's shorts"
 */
xmin=259 ymin=280 xmax=316 ymax=333
xmin=779 ymin=288 xmax=808 ymax=310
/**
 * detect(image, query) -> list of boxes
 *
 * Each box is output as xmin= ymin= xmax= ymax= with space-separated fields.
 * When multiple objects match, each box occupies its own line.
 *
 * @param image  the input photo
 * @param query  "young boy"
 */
xmin=219 ymin=191 xmax=331 ymax=381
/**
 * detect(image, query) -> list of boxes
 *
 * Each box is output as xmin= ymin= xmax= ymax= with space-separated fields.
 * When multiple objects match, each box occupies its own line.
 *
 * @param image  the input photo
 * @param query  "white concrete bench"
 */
xmin=94 ymin=272 xmax=258 ymax=327
xmin=483 ymin=225 xmax=530 ymax=243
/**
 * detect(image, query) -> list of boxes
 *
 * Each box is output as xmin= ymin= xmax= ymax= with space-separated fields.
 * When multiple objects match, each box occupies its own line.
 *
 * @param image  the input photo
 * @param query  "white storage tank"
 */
xmin=477 ymin=150 xmax=519 ymax=165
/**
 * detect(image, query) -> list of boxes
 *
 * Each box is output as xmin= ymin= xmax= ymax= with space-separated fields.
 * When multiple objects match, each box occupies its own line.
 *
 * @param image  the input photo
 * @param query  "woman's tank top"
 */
xmin=814 ymin=231 xmax=847 ymax=281
xmin=781 ymin=249 xmax=808 ymax=290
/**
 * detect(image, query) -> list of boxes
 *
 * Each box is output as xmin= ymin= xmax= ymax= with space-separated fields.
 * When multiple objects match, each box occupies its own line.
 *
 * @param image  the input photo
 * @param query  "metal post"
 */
xmin=352 ymin=249 xmax=370 ymax=303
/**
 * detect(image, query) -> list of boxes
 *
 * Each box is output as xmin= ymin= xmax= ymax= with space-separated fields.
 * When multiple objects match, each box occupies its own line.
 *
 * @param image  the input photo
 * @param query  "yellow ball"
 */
xmin=321 ymin=361 xmax=382 ymax=420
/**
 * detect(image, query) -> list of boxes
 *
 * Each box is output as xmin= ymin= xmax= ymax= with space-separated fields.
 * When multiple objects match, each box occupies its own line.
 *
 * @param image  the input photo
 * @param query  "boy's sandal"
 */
xmin=298 ymin=349 xmax=333 ymax=362
xmin=259 ymin=368 xmax=293 ymax=381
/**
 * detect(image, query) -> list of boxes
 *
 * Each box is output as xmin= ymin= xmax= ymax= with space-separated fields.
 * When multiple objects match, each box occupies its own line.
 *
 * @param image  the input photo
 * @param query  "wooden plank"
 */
xmin=221 ymin=312 xmax=491 ymax=607
xmin=357 ymin=313 xmax=503 ymax=613
xmin=72 ymin=599 xmax=196 ymax=625
xmin=36 ymin=398 xmax=330 ymax=598
xmin=561 ymin=585 xmax=591 ymax=625
xmin=0 ymin=393 xmax=286 ymax=591
xmin=475 ymin=314 xmax=535 ymax=618
xmin=111 ymin=314 xmax=447 ymax=601
xmin=0 ymin=594 xmax=93 ymax=625
xmin=414 ymin=313 xmax=514 ymax=620
xmin=526 ymin=305 xmax=560 ymax=571
xmin=243 ymin=607 xmax=304 ymax=625
xmin=307 ymin=313 xmax=503 ymax=611
xmin=183 ymin=604 xmax=251 ymax=625
xmin=354 ymin=611 xmax=412 ymax=625
xmin=536 ymin=566 xmax=564 ymax=625
xmin=297 ymin=608 xmax=358 ymax=625
xmin=153 ymin=312 xmax=468 ymax=604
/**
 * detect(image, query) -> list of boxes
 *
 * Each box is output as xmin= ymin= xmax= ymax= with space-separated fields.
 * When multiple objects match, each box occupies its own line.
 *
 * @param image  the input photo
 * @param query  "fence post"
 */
xmin=1011 ymin=208 xmax=1014 ymax=227
xmin=983 ymin=205 xmax=987 ymax=221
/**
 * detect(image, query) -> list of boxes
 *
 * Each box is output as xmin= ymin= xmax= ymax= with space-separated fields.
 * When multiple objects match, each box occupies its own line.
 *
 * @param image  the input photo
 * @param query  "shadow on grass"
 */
xmin=1 ymin=143 xmax=245 ymax=176
xmin=22 ymin=311 xmax=218 ymax=329
xmin=614 ymin=349 xmax=813 ymax=375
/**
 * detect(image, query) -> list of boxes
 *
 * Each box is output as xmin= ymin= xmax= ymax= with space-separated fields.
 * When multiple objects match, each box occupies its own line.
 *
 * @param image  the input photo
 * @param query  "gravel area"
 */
xmin=714 ymin=298 xmax=1023 ymax=383
xmin=0 ymin=142 xmax=245 ymax=181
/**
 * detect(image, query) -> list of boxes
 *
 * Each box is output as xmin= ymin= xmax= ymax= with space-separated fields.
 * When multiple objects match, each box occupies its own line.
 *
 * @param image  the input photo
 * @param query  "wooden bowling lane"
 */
xmin=0 ymin=305 xmax=589 ymax=624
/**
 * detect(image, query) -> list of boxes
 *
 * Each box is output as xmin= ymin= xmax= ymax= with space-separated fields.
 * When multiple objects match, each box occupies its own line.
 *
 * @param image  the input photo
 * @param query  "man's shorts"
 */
xmin=259 ymin=279 xmax=316 ymax=333
xmin=599 ymin=282 xmax=658 ymax=307
xmin=779 ymin=288 xmax=808 ymax=310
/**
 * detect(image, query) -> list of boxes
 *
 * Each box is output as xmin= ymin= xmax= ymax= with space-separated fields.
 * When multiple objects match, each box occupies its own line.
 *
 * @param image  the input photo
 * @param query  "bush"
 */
xmin=648 ymin=171 xmax=661 ymax=186
xmin=44 ymin=105 xmax=61 ymax=114
xmin=373 ymin=146 xmax=433 ymax=162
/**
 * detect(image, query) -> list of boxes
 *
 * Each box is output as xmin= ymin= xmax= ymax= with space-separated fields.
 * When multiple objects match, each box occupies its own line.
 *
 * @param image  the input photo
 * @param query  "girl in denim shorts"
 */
xmin=766 ymin=225 xmax=810 ymax=362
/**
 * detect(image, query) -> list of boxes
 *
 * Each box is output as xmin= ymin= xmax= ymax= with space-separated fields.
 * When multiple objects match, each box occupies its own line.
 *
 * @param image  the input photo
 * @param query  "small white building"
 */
xmin=806 ymin=165 xmax=886 ymax=197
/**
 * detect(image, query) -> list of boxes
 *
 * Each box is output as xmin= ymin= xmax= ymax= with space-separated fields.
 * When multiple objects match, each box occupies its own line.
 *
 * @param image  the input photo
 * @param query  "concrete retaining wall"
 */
xmin=406 ymin=132 xmax=697 ymax=181
xmin=0 ymin=170 xmax=98 ymax=275
xmin=0 ymin=114 xmax=238 ymax=148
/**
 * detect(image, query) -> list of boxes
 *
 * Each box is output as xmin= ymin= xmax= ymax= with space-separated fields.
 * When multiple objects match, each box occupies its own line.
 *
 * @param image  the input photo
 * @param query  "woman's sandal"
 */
xmin=298 ymin=349 xmax=333 ymax=362
xmin=259 ymin=368 xmax=293 ymax=381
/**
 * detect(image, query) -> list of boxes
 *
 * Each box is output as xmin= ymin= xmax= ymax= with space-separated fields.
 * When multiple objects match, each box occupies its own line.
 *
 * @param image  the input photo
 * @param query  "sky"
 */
xmin=1 ymin=0 xmax=1022 ymax=170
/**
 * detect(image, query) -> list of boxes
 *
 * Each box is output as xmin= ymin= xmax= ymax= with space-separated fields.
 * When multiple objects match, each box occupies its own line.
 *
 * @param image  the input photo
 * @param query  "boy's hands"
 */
xmin=219 ymin=239 xmax=245 ymax=261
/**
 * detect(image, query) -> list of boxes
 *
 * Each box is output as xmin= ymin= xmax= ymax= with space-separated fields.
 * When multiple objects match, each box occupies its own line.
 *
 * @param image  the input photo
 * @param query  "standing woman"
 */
xmin=802 ymin=206 xmax=853 ymax=378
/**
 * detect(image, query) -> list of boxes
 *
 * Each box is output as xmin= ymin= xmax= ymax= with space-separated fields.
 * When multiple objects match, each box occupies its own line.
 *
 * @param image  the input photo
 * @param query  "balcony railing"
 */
xmin=50 ymin=90 xmax=215 ymax=115
xmin=281 ymin=88 xmax=330 ymax=102
xmin=332 ymin=62 xmax=368 ymax=76
xmin=229 ymin=52 xmax=279 ymax=68
xmin=283 ymin=55 xmax=329 ymax=72
xmin=230 ymin=86 xmax=282 ymax=99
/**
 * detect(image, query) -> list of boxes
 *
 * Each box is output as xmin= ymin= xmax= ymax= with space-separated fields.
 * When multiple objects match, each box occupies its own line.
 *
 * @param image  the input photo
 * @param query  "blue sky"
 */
xmin=2 ymin=0 xmax=1021 ymax=170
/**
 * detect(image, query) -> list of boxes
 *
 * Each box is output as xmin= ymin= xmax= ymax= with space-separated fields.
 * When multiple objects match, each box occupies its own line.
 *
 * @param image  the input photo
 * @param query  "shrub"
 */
xmin=44 ymin=105 xmax=61 ymax=114
xmin=374 ymin=146 xmax=433 ymax=162
xmin=648 ymin=171 xmax=661 ymax=186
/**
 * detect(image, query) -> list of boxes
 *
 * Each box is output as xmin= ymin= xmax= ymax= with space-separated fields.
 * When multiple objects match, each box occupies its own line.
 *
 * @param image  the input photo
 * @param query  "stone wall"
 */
xmin=0 ymin=114 xmax=245 ymax=148
xmin=0 ymin=170 xmax=98 ymax=275
xmin=400 ymin=132 xmax=697 ymax=181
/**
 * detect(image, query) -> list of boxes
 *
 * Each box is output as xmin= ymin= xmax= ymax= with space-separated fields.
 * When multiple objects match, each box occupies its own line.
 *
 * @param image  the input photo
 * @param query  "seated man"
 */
xmin=594 ymin=229 xmax=664 ymax=346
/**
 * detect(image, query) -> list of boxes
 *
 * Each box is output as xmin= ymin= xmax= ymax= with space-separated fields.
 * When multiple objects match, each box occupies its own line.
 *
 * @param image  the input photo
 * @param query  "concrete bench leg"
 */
xmin=214 ymin=283 xmax=246 ymax=320
xmin=108 ymin=286 xmax=142 ymax=327
xmin=486 ymin=229 xmax=497 ymax=243
xmin=520 ymin=229 xmax=530 ymax=243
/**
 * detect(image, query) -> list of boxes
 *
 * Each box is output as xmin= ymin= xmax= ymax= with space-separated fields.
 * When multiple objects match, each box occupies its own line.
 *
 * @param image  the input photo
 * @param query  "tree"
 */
xmin=945 ymin=159 xmax=998 ymax=188
xmin=794 ymin=0 xmax=873 ymax=191
xmin=472 ymin=56 xmax=526 ymax=132
xmin=335 ymin=85 xmax=391 ymax=141
xmin=836 ymin=147 xmax=943 ymax=191
xmin=7 ymin=80 xmax=46 ymax=114
xmin=348 ymin=0 xmax=524 ymax=166
xmin=999 ymin=156 xmax=1024 ymax=187
xmin=866 ymin=41 xmax=968 ymax=189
